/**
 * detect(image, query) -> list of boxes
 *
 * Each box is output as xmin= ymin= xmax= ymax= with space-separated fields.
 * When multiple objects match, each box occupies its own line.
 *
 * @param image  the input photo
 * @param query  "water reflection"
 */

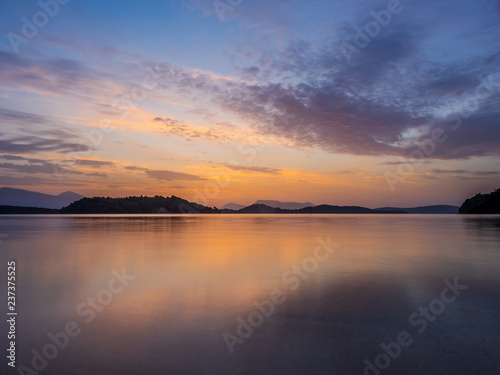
xmin=1 ymin=214 xmax=499 ymax=375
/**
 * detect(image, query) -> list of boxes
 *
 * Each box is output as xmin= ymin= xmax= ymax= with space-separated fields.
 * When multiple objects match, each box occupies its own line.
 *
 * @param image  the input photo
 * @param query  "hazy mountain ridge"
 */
xmin=254 ymin=200 xmax=315 ymax=210
xmin=0 ymin=187 xmax=84 ymax=209
xmin=0 ymin=188 xmax=465 ymax=214
xmin=300 ymin=205 xmax=401 ymax=214
xmin=222 ymin=204 xmax=405 ymax=214
xmin=223 ymin=200 xmax=315 ymax=210
xmin=377 ymin=205 xmax=459 ymax=214
xmin=221 ymin=203 xmax=246 ymax=210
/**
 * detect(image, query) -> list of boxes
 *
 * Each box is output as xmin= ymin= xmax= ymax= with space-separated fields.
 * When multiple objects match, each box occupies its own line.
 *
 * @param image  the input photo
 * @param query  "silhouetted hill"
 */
xmin=377 ymin=205 xmax=459 ymax=214
xmin=254 ymin=200 xmax=315 ymax=210
xmin=0 ymin=205 xmax=59 ymax=214
xmin=223 ymin=203 xmax=405 ymax=214
xmin=0 ymin=187 xmax=83 ymax=209
xmin=235 ymin=204 xmax=293 ymax=214
xmin=459 ymin=188 xmax=500 ymax=214
xmin=299 ymin=205 xmax=404 ymax=214
xmin=60 ymin=195 xmax=219 ymax=214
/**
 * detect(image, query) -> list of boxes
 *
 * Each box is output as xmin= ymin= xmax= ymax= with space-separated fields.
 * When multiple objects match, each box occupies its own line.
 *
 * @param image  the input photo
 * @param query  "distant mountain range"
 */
xmin=222 ymin=200 xmax=314 ymax=210
xmin=222 ymin=204 xmax=405 ymax=214
xmin=221 ymin=202 xmax=246 ymax=210
xmin=222 ymin=203 xmax=459 ymax=214
xmin=254 ymin=200 xmax=314 ymax=209
xmin=376 ymin=205 xmax=459 ymax=214
xmin=0 ymin=188 xmax=462 ymax=214
xmin=0 ymin=188 xmax=84 ymax=209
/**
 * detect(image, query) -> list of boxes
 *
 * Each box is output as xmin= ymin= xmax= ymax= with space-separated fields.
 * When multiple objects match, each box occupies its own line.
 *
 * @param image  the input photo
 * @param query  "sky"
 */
xmin=0 ymin=0 xmax=500 ymax=208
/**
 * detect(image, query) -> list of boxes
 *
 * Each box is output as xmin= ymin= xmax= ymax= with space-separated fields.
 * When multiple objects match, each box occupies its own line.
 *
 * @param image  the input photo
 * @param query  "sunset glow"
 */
xmin=1 ymin=0 xmax=500 ymax=207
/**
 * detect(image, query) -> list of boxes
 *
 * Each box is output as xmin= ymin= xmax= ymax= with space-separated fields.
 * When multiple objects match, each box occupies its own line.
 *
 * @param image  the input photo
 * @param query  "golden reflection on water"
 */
xmin=2 ymin=214 xmax=500 ymax=375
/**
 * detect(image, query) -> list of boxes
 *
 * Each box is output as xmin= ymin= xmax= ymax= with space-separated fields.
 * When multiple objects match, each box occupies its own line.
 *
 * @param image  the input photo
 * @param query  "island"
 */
xmin=459 ymin=188 xmax=500 ymax=214
xmin=60 ymin=196 xmax=220 ymax=214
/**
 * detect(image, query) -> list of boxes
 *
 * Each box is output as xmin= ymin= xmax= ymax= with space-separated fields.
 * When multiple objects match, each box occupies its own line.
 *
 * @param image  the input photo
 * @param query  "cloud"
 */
xmin=153 ymin=117 xmax=196 ymax=137
xmin=0 ymin=136 xmax=91 ymax=154
xmin=153 ymin=117 xmax=183 ymax=126
xmin=153 ymin=116 xmax=254 ymax=143
xmin=145 ymin=169 xmax=205 ymax=181
xmin=136 ymin=26 xmax=500 ymax=160
xmin=221 ymin=164 xmax=282 ymax=175
xmin=0 ymin=51 xmax=120 ymax=108
xmin=156 ymin=0 xmax=500 ymax=160
xmin=430 ymin=169 xmax=500 ymax=176
xmin=0 ymin=175 xmax=86 ymax=187
xmin=474 ymin=171 xmax=500 ymax=176
xmin=0 ymin=154 xmax=116 ymax=176
xmin=0 ymin=160 xmax=109 ymax=180
xmin=0 ymin=162 xmax=73 ymax=175
xmin=0 ymin=154 xmax=46 ymax=164
xmin=216 ymin=37 xmax=500 ymax=158
xmin=86 ymin=172 xmax=108 ymax=178
xmin=1 ymin=0 xmax=500 ymax=163
xmin=0 ymin=108 xmax=47 ymax=124
xmin=422 ymin=175 xmax=439 ymax=180
xmin=124 ymin=165 xmax=147 ymax=171
xmin=0 ymin=152 xmax=113 ymax=181
xmin=379 ymin=161 xmax=433 ymax=166
xmin=0 ymin=107 xmax=95 ymax=155
xmin=74 ymin=159 xmax=115 ymax=167
xmin=431 ymin=169 xmax=467 ymax=174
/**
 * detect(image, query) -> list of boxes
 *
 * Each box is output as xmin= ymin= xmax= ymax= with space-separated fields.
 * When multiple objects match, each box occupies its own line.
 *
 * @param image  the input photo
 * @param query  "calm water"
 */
xmin=1 ymin=214 xmax=500 ymax=375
